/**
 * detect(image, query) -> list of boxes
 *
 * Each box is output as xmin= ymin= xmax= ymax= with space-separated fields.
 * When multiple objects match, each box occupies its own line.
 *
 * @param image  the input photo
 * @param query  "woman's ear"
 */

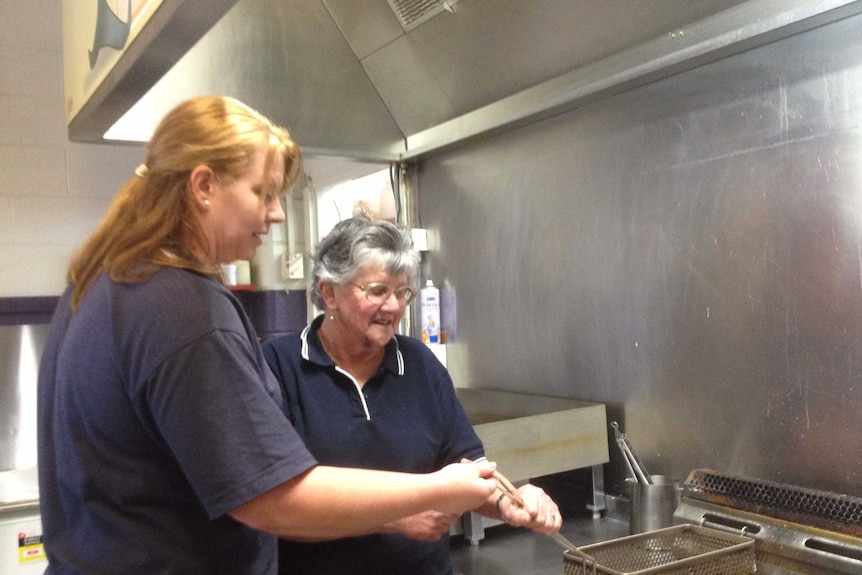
xmin=319 ymin=280 xmax=337 ymax=311
xmin=189 ymin=164 xmax=216 ymax=209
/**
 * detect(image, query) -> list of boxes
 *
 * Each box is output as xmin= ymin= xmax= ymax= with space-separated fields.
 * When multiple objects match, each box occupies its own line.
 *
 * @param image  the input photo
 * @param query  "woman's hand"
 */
xmin=384 ymin=510 xmax=462 ymax=541
xmin=497 ymin=483 xmax=562 ymax=535
xmin=431 ymin=460 xmax=498 ymax=515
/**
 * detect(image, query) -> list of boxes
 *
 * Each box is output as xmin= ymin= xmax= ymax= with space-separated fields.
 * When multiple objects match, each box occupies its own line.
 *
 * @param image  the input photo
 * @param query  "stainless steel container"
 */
xmin=628 ymin=475 xmax=681 ymax=534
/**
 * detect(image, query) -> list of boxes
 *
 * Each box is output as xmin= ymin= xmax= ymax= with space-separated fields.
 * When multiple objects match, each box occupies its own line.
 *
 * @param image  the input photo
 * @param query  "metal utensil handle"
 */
xmin=551 ymin=532 xmax=597 ymax=575
xmin=698 ymin=514 xmax=758 ymax=537
xmin=613 ymin=435 xmax=640 ymax=481
xmin=618 ymin=448 xmax=638 ymax=481
xmin=626 ymin=438 xmax=652 ymax=483
xmin=492 ymin=470 xmax=526 ymax=507
xmin=611 ymin=421 xmax=652 ymax=484
xmin=621 ymin=438 xmax=652 ymax=484
xmin=619 ymin=440 xmax=649 ymax=484
xmin=611 ymin=422 xmax=636 ymax=479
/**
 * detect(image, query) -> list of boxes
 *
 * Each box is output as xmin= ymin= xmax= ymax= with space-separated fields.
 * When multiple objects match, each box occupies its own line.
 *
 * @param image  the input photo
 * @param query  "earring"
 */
xmin=205 ymin=199 xmax=210 ymax=206
xmin=329 ymin=313 xmax=334 ymax=320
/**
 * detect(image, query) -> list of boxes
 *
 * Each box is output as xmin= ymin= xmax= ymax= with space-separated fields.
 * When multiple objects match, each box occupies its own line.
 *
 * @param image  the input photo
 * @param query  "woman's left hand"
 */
xmin=497 ymin=483 xmax=562 ymax=535
xmin=384 ymin=509 xmax=462 ymax=541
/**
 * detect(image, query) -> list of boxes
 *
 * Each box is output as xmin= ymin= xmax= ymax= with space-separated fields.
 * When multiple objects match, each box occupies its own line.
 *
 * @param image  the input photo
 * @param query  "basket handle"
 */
xmin=555 ymin=533 xmax=597 ymax=575
xmin=697 ymin=512 xmax=761 ymax=537
xmin=563 ymin=549 xmax=598 ymax=575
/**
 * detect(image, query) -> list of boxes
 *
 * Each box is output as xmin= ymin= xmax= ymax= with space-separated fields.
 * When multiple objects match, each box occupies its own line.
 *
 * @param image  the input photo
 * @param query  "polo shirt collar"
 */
xmin=300 ymin=314 xmax=405 ymax=375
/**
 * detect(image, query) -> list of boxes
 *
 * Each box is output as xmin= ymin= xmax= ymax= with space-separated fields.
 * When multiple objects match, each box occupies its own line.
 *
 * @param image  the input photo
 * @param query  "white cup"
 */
xmin=222 ymin=263 xmax=237 ymax=286
xmin=234 ymin=260 xmax=251 ymax=285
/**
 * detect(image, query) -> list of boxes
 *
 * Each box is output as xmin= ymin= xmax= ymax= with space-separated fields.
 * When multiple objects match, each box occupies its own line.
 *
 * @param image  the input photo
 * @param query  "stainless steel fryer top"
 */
xmin=683 ymin=469 xmax=862 ymax=538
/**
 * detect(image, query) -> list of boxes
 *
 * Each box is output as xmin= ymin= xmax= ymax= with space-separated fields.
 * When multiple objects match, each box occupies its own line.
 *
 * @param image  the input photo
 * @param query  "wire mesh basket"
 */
xmin=563 ymin=524 xmax=755 ymax=575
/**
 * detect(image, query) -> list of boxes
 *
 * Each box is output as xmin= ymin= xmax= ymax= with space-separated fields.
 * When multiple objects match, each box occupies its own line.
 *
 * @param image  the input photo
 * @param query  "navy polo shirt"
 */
xmin=262 ymin=315 xmax=484 ymax=575
xmin=38 ymin=269 xmax=318 ymax=575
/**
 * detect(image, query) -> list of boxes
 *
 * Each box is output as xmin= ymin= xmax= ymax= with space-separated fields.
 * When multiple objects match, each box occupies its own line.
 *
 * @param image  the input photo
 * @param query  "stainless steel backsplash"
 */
xmin=416 ymin=12 xmax=862 ymax=497
xmin=0 ymin=324 xmax=48 ymax=473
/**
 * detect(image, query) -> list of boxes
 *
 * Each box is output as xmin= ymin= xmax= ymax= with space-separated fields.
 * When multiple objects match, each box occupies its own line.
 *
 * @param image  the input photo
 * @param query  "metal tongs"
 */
xmin=550 ymin=531 xmax=598 ymax=574
xmin=611 ymin=421 xmax=652 ymax=484
xmin=493 ymin=468 xmax=598 ymax=574
xmin=492 ymin=469 xmax=526 ymax=507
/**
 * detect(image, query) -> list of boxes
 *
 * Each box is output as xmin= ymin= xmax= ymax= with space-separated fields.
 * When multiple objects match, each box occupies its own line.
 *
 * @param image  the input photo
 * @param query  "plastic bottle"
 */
xmin=440 ymin=279 xmax=457 ymax=343
xmin=420 ymin=279 xmax=441 ymax=344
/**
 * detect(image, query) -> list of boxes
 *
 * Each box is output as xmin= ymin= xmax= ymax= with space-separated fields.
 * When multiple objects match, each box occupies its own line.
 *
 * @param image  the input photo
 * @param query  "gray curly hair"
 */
xmin=310 ymin=218 xmax=420 ymax=309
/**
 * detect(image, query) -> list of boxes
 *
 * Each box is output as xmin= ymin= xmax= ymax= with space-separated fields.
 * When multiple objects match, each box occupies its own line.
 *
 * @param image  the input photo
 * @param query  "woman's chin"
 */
xmin=365 ymin=325 xmax=396 ymax=346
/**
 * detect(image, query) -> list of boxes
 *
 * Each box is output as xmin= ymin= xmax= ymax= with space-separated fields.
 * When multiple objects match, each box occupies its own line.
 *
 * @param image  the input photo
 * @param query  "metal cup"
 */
xmin=627 ymin=475 xmax=681 ymax=534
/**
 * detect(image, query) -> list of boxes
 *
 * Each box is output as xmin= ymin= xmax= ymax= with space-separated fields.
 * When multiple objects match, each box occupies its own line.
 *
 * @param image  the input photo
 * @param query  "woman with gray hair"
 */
xmin=262 ymin=217 xmax=561 ymax=574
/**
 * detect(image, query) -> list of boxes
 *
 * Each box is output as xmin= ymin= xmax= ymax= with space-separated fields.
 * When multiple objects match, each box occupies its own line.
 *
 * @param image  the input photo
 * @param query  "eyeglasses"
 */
xmin=352 ymin=282 xmax=416 ymax=306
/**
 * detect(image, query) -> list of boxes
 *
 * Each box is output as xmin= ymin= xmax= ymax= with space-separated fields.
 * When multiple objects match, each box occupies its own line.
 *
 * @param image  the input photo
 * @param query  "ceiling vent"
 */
xmin=386 ymin=0 xmax=454 ymax=31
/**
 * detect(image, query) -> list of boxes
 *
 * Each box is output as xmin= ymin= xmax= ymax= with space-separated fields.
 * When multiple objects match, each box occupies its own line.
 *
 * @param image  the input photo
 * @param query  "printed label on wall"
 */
xmin=18 ymin=530 xmax=45 ymax=563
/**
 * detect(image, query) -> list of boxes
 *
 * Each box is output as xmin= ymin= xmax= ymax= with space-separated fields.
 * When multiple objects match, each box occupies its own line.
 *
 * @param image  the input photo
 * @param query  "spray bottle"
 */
xmin=420 ymin=279 xmax=441 ymax=343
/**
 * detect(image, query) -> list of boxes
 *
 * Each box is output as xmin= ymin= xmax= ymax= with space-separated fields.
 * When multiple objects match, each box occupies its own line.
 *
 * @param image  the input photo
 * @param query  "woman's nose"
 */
xmin=381 ymin=291 xmax=402 ymax=309
xmin=268 ymin=198 xmax=286 ymax=223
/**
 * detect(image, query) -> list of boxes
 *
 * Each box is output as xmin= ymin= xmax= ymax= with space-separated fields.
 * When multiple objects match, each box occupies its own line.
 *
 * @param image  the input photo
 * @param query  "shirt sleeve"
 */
xmin=143 ymin=328 xmax=318 ymax=519
xmin=423 ymin=346 xmax=486 ymax=465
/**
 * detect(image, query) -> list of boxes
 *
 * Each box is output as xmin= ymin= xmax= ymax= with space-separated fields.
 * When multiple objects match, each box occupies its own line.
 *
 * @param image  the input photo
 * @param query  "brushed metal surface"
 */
xmin=674 ymin=498 xmax=862 ymax=574
xmin=102 ymin=0 xmax=406 ymax=158
xmin=84 ymin=0 xmax=862 ymax=165
xmin=0 ymin=325 xmax=47 ymax=473
xmin=417 ymin=12 xmax=862 ymax=498
xmin=321 ymin=0 xmax=404 ymax=60
xmin=403 ymin=0 xmax=862 ymax=158
xmin=84 ymin=0 xmax=793 ymax=157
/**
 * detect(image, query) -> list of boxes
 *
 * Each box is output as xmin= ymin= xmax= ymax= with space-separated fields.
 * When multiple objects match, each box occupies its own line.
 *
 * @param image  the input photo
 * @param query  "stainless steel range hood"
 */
xmin=70 ymin=0 xmax=862 ymax=162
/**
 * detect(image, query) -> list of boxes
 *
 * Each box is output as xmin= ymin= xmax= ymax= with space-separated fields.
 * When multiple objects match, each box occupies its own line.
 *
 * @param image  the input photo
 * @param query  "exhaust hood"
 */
xmin=68 ymin=0 xmax=862 ymax=162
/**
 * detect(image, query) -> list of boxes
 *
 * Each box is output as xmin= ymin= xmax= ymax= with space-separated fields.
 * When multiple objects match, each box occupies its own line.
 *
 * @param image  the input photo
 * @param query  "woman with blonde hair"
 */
xmin=38 ymin=96 xmax=497 ymax=575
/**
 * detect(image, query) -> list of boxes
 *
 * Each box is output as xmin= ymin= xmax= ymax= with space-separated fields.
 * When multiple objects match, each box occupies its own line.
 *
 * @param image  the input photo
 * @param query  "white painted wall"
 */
xmin=0 ymin=0 xmax=143 ymax=296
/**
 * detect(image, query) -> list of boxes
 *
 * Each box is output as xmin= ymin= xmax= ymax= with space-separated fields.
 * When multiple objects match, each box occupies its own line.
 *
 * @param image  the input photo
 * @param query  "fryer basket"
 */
xmin=563 ymin=524 xmax=755 ymax=575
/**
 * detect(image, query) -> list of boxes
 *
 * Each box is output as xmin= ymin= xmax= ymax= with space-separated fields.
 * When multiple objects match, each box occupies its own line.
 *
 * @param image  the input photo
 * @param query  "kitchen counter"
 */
xmin=451 ymin=513 xmax=628 ymax=575
xmin=0 ymin=468 xmax=39 ymax=506
xmin=454 ymin=388 xmax=610 ymax=544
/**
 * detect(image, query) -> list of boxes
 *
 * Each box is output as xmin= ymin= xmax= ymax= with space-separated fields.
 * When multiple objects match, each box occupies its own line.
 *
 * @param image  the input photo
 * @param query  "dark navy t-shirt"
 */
xmin=38 ymin=268 xmax=318 ymax=574
xmin=262 ymin=316 xmax=484 ymax=575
